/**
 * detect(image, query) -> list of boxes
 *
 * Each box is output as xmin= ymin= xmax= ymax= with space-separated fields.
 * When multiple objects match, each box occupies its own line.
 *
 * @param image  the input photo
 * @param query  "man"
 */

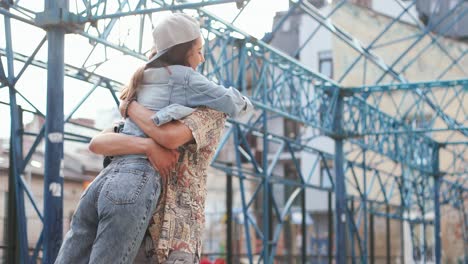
xmin=89 ymin=101 xmax=227 ymax=263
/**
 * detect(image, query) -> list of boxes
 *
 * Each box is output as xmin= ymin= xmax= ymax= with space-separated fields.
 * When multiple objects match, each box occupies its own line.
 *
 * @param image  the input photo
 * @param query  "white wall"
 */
xmin=298 ymin=6 xmax=336 ymax=212
xmin=372 ymin=0 xmax=420 ymax=25
xmin=298 ymin=7 xmax=334 ymax=71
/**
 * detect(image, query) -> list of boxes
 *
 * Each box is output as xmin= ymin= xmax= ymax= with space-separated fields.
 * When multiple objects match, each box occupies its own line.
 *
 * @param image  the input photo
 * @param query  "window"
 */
xmin=284 ymin=118 xmax=301 ymax=138
xmin=409 ymin=115 xmax=432 ymax=132
xmin=349 ymin=0 xmax=372 ymax=8
xmin=411 ymin=222 xmax=435 ymax=262
xmin=318 ymin=50 xmax=333 ymax=79
xmin=320 ymin=160 xmax=333 ymax=188
xmin=308 ymin=0 xmax=326 ymax=8
xmin=430 ymin=0 xmax=441 ymax=15
xmin=449 ymin=0 xmax=459 ymax=10
xmin=282 ymin=20 xmax=291 ymax=32
xmin=284 ymin=162 xmax=300 ymax=206
xmin=407 ymin=114 xmax=433 ymax=166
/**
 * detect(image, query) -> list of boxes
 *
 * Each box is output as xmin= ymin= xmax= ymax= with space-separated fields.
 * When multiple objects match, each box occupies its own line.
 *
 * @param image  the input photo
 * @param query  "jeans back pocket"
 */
xmin=104 ymin=166 xmax=150 ymax=205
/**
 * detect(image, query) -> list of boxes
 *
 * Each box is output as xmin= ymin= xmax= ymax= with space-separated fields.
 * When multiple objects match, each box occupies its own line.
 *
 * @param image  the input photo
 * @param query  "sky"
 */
xmin=0 ymin=0 xmax=289 ymax=138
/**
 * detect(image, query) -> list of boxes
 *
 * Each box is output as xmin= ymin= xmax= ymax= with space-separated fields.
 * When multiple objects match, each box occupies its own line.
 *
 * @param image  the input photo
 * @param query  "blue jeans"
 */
xmin=55 ymin=156 xmax=162 ymax=264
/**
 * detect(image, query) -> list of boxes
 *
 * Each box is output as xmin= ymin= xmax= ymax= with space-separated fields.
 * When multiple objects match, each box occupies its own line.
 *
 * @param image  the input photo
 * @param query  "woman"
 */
xmin=55 ymin=121 xmax=178 ymax=263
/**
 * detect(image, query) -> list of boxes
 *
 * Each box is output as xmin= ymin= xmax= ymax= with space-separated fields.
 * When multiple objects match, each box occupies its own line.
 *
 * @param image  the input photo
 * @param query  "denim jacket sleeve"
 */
xmin=186 ymin=71 xmax=253 ymax=118
xmin=150 ymin=104 xmax=195 ymax=126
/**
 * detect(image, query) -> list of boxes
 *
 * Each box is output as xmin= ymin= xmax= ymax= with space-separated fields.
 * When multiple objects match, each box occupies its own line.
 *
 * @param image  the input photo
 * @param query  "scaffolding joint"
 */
xmin=35 ymin=10 xmax=84 ymax=33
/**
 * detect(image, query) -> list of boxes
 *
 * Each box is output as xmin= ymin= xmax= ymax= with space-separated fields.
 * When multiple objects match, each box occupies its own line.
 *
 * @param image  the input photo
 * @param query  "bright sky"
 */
xmin=0 ymin=0 xmax=289 ymax=138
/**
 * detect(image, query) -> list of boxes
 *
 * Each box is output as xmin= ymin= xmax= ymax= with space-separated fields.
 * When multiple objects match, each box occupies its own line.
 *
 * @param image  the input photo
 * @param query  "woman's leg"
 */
xmin=89 ymin=160 xmax=161 ymax=264
xmin=55 ymin=167 xmax=111 ymax=264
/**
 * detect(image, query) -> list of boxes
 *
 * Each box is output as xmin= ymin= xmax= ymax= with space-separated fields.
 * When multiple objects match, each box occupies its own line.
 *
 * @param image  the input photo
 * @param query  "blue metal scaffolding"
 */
xmin=0 ymin=0 xmax=467 ymax=263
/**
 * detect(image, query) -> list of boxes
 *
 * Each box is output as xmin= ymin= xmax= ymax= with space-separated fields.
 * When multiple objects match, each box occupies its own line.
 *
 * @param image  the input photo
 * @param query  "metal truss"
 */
xmin=1 ymin=0 xmax=466 ymax=263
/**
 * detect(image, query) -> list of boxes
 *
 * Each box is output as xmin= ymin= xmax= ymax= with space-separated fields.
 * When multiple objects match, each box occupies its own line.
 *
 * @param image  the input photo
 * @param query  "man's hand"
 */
xmin=144 ymin=138 xmax=179 ymax=180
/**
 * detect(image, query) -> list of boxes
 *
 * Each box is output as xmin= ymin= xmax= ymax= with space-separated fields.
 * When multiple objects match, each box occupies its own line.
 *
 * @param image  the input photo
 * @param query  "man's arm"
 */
xmin=122 ymin=101 xmax=194 ymax=149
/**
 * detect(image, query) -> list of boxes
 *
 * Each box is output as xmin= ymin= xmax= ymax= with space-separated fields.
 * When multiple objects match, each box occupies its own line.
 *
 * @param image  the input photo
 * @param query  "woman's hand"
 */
xmin=144 ymin=138 xmax=179 ymax=180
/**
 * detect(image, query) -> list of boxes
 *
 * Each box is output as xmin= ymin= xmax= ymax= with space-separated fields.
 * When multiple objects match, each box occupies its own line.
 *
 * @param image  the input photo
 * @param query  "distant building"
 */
xmin=267 ymin=1 xmax=467 ymax=262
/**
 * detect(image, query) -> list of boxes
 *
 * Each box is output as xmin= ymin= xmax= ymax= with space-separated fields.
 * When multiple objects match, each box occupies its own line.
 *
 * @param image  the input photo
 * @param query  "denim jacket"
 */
xmin=121 ymin=65 xmax=253 ymax=138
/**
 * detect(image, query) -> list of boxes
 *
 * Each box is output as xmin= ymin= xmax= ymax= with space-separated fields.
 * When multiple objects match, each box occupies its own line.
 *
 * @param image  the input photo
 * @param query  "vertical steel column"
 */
xmin=461 ymin=197 xmax=468 ymax=264
xmin=7 ymin=139 xmax=19 ymax=263
xmin=268 ymin=182 xmax=273 ymax=256
xmin=233 ymin=127 xmax=253 ymax=263
xmin=328 ymin=191 xmax=333 ymax=264
xmin=4 ymin=7 xmax=29 ymax=262
xmin=400 ymin=211 xmax=405 ymax=264
xmin=262 ymin=110 xmax=270 ymax=262
xmin=370 ymin=210 xmax=375 ymax=264
xmin=260 ymin=54 xmax=270 ymax=263
xmin=386 ymin=205 xmax=391 ymax=264
xmin=350 ymin=198 xmax=356 ymax=263
xmin=42 ymin=0 xmax=67 ymax=262
xmin=432 ymin=145 xmax=441 ymax=264
xmin=284 ymin=218 xmax=293 ymax=261
xmin=7 ymin=107 xmax=27 ymax=264
xmin=226 ymin=163 xmax=233 ymax=264
xmin=422 ymin=218 xmax=427 ymax=263
xmin=363 ymin=149 xmax=368 ymax=264
xmin=333 ymin=95 xmax=346 ymax=264
xmin=301 ymin=189 xmax=307 ymax=263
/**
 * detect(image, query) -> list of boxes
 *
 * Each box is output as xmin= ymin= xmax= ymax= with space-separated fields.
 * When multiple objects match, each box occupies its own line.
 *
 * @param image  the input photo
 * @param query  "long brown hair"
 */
xmin=120 ymin=39 xmax=197 ymax=101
